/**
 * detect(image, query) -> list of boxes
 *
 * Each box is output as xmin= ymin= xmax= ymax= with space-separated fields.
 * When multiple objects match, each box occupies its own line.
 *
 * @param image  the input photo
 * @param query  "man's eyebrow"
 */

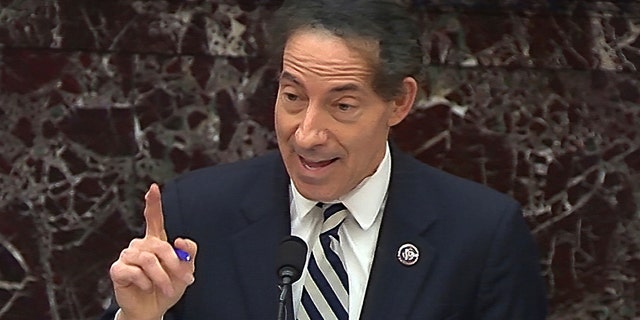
xmin=329 ymin=83 xmax=361 ymax=93
xmin=279 ymin=72 xmax=301 ymax=86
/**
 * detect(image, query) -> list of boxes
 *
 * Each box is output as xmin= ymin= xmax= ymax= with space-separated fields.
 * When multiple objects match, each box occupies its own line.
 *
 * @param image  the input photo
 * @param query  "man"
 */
xmin=101 ymin=0 xmax=548 ymax=319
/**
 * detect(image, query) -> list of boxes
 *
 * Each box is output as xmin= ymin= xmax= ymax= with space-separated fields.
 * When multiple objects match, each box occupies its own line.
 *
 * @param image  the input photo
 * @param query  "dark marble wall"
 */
xmin=0 ymin=0 xmax=638 ymax=319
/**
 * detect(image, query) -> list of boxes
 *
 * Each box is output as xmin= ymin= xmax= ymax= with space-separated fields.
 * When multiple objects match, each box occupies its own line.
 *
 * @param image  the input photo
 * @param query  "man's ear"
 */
xmin=388 ymin=77 xmax=418 ymax=126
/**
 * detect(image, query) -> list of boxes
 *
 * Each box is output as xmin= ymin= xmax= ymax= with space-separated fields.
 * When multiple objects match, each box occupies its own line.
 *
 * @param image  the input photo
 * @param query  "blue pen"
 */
xmin=174 ymin=248 xmax=191 ymax=262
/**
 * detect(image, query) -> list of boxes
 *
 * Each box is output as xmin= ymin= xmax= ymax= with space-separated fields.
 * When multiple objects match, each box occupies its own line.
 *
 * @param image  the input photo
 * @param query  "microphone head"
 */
xmin=276 ymin=236 xmax=308 ymax=283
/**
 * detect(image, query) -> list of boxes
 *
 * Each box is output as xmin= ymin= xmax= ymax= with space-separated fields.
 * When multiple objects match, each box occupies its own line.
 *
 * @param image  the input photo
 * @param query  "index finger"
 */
xmin=144 ymin=183 xmax=168 ymax=241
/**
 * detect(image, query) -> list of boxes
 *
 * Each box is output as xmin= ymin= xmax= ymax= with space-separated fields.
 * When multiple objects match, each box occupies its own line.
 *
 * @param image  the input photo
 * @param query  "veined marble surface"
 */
xmin=0 ymin=0 xmax=638 ymax=319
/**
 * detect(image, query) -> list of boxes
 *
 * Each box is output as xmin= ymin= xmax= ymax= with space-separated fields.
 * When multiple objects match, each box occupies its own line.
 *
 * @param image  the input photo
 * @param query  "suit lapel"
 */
xmin=230 ymin=153 xmax=292 ymax=319
xmin=360 ymin=149 xmax=439 ymax=319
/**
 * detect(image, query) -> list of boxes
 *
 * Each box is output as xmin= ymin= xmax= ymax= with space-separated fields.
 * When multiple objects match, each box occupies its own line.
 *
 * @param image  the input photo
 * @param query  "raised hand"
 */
xmin=109 ymin=184 xmax=197 ymax=320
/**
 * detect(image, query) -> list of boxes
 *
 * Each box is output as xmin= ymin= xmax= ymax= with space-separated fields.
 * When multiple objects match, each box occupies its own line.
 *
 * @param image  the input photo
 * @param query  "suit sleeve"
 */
xmin=473 ymin=202 xmax=548 ymax=319
xmin=96 ymin=299 xmax=118 ymax=320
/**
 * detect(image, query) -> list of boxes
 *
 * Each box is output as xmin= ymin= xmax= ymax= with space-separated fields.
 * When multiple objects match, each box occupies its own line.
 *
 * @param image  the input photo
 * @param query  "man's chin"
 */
xmin=293 ymin=181 xmax=341 ymax=202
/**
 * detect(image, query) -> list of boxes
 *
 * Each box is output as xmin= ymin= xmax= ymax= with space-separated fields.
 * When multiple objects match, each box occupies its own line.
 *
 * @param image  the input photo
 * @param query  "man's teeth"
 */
xmin=303 ymin=158 xmax=334 ymax=169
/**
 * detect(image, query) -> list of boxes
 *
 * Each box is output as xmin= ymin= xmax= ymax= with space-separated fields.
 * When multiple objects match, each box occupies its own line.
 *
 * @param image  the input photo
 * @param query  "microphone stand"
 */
xmin=277 ymin=270 xmax=294 ymax=320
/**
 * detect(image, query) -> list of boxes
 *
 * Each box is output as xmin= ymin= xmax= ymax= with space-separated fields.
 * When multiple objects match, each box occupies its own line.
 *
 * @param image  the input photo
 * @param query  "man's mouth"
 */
xmin=300 ymin=156 xmax=338 ymax=170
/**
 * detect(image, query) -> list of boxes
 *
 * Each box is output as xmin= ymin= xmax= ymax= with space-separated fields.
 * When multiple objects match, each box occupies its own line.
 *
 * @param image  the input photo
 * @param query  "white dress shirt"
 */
xmin=289 ymin=143 xmax=391 ymax=320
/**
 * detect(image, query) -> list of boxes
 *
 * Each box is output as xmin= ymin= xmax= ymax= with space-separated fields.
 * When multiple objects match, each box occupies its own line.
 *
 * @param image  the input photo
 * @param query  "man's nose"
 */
xmin=294 ymin=103 xmax=328 ymax=148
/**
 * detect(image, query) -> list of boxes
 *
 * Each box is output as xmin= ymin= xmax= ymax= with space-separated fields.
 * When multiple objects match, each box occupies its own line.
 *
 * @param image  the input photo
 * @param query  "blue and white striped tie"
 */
xmin=300 ymin=203 xmax=349 ymax=320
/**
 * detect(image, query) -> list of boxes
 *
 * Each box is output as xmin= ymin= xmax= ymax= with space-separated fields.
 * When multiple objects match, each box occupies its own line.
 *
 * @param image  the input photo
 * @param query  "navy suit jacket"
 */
xmin=101 ymin=147 xmax=547 ymax=319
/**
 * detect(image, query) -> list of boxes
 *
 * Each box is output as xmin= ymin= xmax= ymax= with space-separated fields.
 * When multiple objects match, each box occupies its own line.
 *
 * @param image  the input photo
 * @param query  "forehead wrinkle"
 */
xmin=280 ymin=70 xmax=365 ymax=98
xmin=283 ymin=53 xmax=373 ymax=87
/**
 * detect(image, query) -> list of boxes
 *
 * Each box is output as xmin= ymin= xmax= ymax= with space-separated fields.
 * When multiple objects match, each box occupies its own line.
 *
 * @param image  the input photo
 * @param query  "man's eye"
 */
xmin=284 ymin=93 xmax=298 ymax=101
xmin=338 ymin=103 xmax=354 ymax=111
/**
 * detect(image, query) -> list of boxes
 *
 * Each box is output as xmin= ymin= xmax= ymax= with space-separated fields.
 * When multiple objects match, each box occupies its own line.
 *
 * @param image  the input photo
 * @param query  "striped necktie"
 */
xmin=300 ymin=203 xmax=349 ymax=320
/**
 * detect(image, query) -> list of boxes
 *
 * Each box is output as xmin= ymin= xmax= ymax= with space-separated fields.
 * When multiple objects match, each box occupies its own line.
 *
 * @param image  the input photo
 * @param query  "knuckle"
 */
xmin=119 ymin=248 xmax=130 ymax=258
xmin=149 ymin=239 xmax=168 ymax=252
xmin=141 ymin=284 xmax=154 ymax=293
xmin=119 ymin=247 xmax=138 ymax=261
xmin=109 ymin=262 xmax=131 ymax=282
xmin=138 ymin=251 xmax=158 ymax=267
xmin=109 ymin=261 xmax=121 ymax=277
xmin=129 ymin=238 xmax=144 ymax=248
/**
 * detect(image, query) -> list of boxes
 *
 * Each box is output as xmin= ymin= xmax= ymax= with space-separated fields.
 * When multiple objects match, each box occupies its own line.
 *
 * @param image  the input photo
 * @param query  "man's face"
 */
xmin=275 ymin=30 xmax=407 ymax=202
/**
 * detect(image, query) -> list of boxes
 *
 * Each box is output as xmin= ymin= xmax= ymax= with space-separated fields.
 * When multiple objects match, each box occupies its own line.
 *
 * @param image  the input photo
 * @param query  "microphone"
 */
xmin=276 ymin=236 xmax=307 ymax=320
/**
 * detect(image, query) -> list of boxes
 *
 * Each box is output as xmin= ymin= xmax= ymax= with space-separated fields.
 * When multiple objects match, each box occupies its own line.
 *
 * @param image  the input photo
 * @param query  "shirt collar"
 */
xmin=290 ymin=142 xmax=391 ymax=230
